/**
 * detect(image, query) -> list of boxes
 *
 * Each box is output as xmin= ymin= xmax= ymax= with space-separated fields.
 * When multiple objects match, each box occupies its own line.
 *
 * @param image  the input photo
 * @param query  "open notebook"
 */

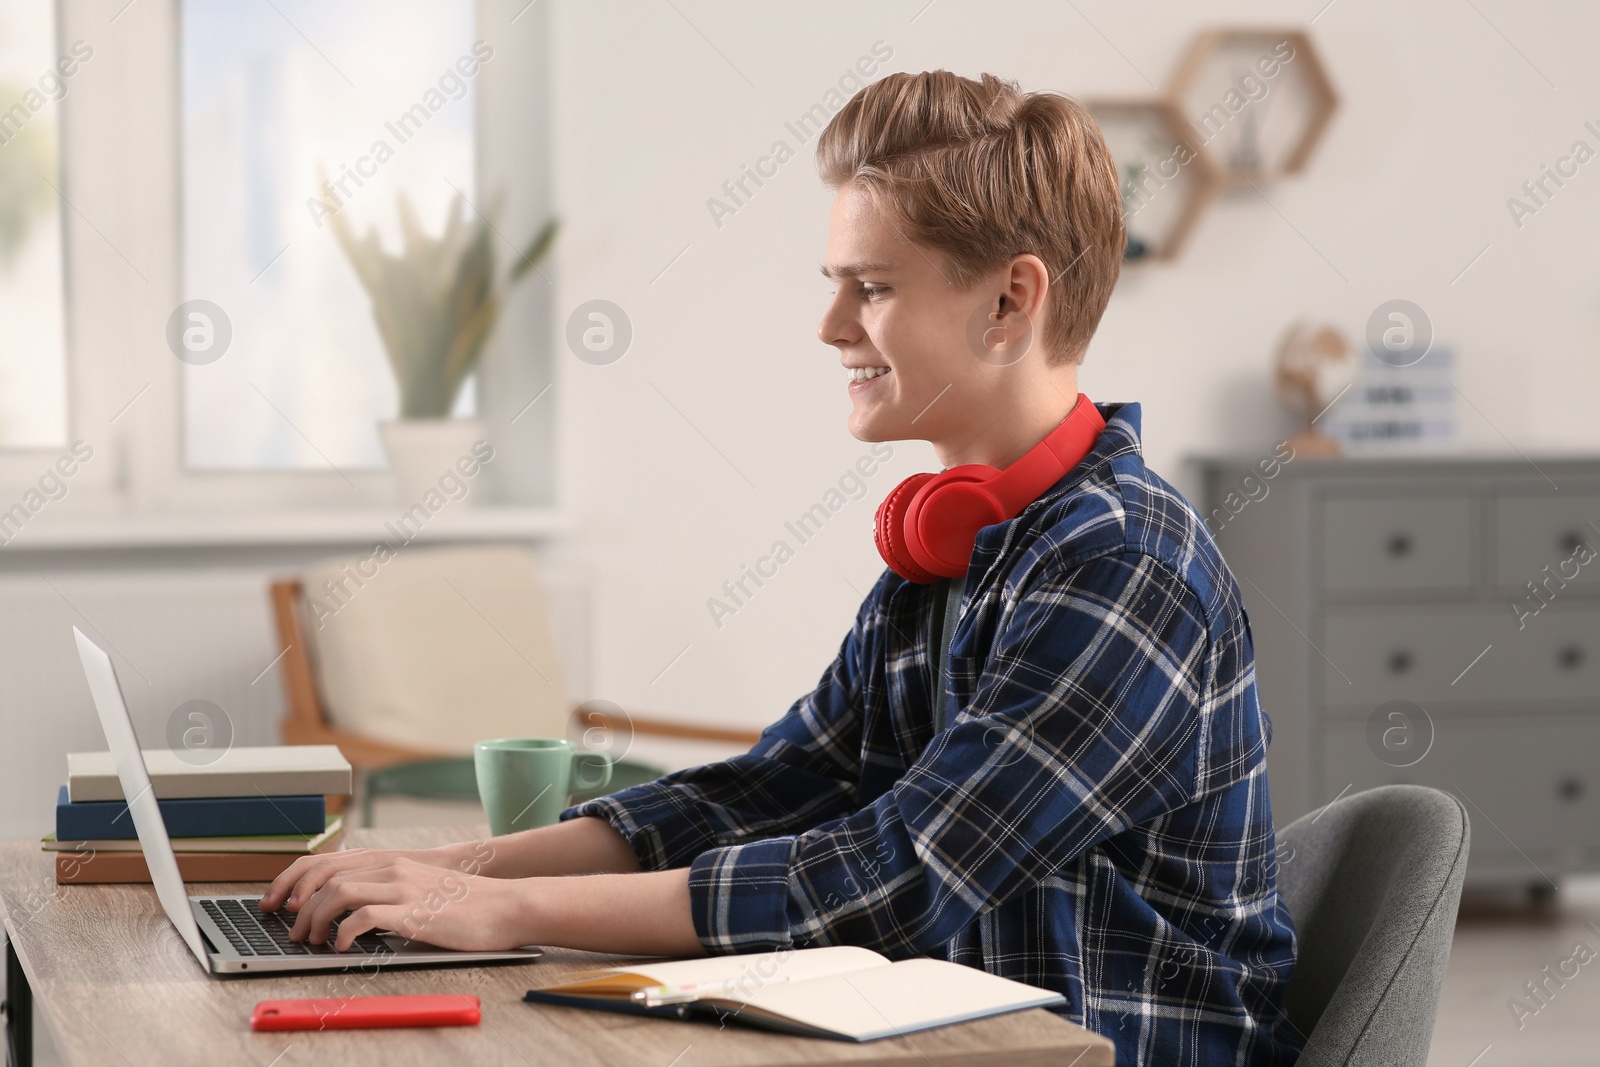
xmin=523 ymin=946 xmax=1066 ymax=1041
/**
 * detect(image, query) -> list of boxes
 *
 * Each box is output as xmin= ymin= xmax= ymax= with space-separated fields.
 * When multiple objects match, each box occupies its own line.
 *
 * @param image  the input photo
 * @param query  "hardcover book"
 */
xmin=66 ymin=745 xmax=352 ymax=802
xmin=55 ymin=785 xmax=327 ymax=839
xmin=53 ymin=848 xmax=318 ymax=885
xmin=46 ymin=812 xmax=343 ymax=853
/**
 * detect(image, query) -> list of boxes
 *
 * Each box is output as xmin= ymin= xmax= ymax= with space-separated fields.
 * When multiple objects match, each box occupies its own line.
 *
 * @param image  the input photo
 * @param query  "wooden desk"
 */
xmin=1 ymin=825 xmax=1112 ymax=1066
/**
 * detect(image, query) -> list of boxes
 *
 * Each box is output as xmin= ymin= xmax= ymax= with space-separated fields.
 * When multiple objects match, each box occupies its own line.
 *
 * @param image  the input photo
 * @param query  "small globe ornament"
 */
xmin=1273 ymin=321 xmax=1354 ymax=457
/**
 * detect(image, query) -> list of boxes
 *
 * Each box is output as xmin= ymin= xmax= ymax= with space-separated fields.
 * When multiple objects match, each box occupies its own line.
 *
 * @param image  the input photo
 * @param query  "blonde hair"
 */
xmin=817 ymin=71 xmax=1124 ymax=365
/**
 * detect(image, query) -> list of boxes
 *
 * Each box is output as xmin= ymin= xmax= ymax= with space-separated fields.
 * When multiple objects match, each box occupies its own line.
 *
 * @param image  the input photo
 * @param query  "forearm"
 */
xmin=523 ymin=868 xmax=704 ymax=957
xmin=434 ymin=816 xmax=641 ymax=879
xmin=294 ymin=853 xmax=703 ymax=956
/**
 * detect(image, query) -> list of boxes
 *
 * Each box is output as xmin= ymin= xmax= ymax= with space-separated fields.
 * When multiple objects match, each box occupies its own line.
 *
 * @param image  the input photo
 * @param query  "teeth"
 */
xmin=848 ymin=367 xmax=890 ymax=382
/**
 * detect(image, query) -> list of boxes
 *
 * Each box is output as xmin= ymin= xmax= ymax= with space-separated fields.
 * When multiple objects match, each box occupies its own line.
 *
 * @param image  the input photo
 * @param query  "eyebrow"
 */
xmin=819 ymin=261 xmax=895 ymax=279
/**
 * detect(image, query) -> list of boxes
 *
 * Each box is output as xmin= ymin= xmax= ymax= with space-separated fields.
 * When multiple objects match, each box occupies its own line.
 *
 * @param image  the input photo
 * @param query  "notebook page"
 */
xmin=730 ymin=957 xmax=1066 ymax=1041
xmin=550 ymin=945 xmax=889 ymax=996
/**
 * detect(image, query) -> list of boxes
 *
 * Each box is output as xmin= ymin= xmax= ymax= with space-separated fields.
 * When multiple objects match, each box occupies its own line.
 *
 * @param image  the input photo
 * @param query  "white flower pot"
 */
xmin=378 ymin=419 xmax=490 ymax=508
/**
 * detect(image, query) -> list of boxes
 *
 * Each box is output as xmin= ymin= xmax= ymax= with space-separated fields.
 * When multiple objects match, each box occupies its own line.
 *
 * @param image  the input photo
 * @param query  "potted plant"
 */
xmin=329 ymin=190 xmax=556 ymax=504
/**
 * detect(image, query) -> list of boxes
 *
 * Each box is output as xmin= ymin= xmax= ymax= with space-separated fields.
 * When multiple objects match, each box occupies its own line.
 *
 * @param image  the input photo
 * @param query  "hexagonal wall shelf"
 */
xmin=1088 ymin=98 xmax=1223 ymax=262
xmin=1168 ymin=27 xmax=1337 ymax=185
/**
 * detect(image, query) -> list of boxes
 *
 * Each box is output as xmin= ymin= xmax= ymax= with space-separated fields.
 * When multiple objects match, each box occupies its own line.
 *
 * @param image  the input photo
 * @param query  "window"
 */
xmin=180 ymin=0 xmax=477 ymax=470
xmin=0 ymin=4 xmax=70 ymax=450
xmin=2 ymin=0 xmax=552 ymax=514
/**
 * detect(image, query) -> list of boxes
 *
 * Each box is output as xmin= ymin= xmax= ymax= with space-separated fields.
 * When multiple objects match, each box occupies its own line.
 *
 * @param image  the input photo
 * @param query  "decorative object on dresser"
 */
xmin=1272 ymin=320 xmax=1355 ymax=457
xmin=1192 ymin=454 xmax=1600 ymax=893
xmin=1324 ymin=347 xmax=1457 ymax=456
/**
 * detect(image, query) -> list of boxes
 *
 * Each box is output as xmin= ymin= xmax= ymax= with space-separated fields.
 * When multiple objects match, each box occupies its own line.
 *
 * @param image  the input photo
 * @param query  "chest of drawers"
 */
xmin=1192 ymin=455 xmax=1600 ymax=887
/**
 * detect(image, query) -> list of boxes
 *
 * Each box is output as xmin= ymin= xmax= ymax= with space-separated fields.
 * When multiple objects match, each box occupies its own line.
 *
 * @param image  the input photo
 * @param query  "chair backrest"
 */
xmin=271 ymin=559 xmax=763 ymax=773
xmin=296 ymin=544 xmax=572 ymax=754
xmin=1277 ymin=784 xmax=1469 ymax=1066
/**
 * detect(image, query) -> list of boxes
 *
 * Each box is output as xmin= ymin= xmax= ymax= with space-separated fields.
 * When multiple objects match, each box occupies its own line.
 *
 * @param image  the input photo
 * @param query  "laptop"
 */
xmin=71 ymin=625 xmax=543 ymax=975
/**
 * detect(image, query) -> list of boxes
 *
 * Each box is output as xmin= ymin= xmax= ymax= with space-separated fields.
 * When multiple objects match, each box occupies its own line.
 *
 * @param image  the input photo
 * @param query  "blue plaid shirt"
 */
xmin=565 ymin=403 xmax=1303 ymax=1065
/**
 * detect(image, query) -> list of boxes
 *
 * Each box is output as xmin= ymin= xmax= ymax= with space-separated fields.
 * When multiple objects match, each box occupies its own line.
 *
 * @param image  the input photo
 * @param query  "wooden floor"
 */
xmin=1426 ymin=876 xmax=1600 ymax=1067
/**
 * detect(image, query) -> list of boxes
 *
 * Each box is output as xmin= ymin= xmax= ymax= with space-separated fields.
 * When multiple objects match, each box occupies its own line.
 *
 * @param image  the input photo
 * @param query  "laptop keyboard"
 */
xmin=201 ymin=897 xmax=394 ymax=957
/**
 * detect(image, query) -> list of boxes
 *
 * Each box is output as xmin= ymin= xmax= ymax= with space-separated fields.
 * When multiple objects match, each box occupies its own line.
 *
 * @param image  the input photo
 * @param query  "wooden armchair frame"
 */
xmin=269 ymin=580 xmax=761 ymax=806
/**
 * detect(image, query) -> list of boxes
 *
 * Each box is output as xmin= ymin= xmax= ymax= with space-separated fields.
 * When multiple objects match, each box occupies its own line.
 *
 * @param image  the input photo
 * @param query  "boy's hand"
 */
xmin=271 ymin=854 xmax=534 ymax=952
xmin=251 ymin=823 xmax=678 ymax=956
xmin=258 ymin=841 xmax=488 ymax=915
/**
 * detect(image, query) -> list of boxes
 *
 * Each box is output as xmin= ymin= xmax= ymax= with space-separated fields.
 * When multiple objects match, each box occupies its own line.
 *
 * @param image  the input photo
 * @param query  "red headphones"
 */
xmin=873 ymin=394 xmax=1106 ymax=584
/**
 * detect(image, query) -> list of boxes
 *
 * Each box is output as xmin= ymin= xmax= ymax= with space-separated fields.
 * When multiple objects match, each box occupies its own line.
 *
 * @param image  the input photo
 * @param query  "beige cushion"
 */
xmin=301 ymin=544 xmax=570 ymax=752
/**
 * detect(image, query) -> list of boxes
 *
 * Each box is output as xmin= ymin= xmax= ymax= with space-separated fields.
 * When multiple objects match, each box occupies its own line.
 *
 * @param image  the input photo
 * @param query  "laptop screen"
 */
xmin=72 ymin=626 xmax=210 ymax=968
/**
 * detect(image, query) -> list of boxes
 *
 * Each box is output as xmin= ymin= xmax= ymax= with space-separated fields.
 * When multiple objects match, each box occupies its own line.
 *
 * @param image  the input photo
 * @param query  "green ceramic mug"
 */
xmin=473 ymin=738 xmax=612 ymax=836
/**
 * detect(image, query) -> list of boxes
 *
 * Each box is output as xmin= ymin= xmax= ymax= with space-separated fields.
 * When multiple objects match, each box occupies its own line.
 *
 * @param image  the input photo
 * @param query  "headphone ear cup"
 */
xmin=873 ymin=395 xmax=1105 ymax=585
xmin=904 ymin=468 xmax=1006 ymax=578
xmin=874 ymin=473 xmax=941 ymax=583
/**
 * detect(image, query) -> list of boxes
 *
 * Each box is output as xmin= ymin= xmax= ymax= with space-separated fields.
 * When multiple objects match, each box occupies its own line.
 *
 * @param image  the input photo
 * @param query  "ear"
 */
xmin=998 ymin=253 xmax=1051 ymax=325
xmin=977 ymin=254 xmax=1051 ymax=365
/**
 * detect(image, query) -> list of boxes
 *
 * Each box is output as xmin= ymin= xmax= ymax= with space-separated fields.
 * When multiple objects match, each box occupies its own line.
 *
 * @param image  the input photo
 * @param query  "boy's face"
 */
xmin=818 ymin=184 xmax=1057 ymax=458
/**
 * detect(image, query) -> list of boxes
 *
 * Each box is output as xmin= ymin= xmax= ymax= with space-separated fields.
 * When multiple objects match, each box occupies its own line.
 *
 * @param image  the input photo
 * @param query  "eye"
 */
xmin=859 ymin=284 xmax=889 ymax=300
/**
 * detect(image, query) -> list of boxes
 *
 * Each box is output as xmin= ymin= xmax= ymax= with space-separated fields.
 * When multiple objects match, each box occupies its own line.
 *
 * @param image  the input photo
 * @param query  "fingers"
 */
xmin=291 ymin=867 xmax=371 ymax=942
xmin=260 ymin=850 xmax=374 ymax=911
xmin=333 ymin=904 xmax=401 ymax=952
xmin=297 ymin=874 xmax=401 ymax=946
xmin=259 ymin=854 xmax=317 ymax=911
xmin=289 ymin=868 xmax=348 ymax=942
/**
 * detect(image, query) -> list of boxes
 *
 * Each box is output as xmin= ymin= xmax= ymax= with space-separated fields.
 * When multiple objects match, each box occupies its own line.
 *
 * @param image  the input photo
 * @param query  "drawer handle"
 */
xmin=1558 ymin=776 xmax=1585 ymax=803
xmin=1387 ymin=649 xmax=1414 ymax=675
xmin=1386 ymin=533 xmax=1414 ymax=558
xmin=1557 ymin=645 xmax=1585 ymax=671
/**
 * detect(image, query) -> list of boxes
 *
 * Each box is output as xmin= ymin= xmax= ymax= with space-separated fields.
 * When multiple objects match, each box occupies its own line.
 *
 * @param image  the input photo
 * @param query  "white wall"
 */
xmin=540 ymin=0 xmax=1600 ymax=734
xmin=8 ymin=1 xmax=1591 ymax=834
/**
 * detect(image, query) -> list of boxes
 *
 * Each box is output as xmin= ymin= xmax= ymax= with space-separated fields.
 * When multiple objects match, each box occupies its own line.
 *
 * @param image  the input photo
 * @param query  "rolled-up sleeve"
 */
xmin=561 ymin=617 xmax=871 ymax=872
xmin=685 ymin=552 xmax=1210 ymax=955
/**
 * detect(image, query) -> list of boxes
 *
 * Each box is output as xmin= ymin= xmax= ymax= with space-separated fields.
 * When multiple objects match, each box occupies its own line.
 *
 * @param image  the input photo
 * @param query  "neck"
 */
xmin=934 ymin=368 xmax=1080 ymax=469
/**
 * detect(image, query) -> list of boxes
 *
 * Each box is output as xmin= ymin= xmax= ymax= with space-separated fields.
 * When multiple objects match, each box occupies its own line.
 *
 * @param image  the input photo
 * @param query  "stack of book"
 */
xmin=47 ymin=745 xmax=353 ymax=885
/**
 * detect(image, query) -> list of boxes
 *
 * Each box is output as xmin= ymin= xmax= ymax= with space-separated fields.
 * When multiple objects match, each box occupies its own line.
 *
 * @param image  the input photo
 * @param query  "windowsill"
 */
xmin=0 ymin=506 xmax=569 ymax=552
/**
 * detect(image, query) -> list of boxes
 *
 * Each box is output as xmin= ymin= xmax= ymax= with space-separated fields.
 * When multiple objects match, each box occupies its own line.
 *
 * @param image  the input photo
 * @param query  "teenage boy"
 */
xmin=264 ymin=71 xmax=1302 ymax=1065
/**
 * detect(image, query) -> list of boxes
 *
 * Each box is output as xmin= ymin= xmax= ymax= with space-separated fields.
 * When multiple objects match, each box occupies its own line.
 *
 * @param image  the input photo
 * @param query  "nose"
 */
xmin=818 ymin=288 xmax=862 ymax=350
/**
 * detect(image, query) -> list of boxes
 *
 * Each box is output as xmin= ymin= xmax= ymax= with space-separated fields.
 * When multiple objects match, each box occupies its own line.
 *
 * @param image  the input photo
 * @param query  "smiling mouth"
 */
xmin=847 ymin=367 xmax=891 ymax=387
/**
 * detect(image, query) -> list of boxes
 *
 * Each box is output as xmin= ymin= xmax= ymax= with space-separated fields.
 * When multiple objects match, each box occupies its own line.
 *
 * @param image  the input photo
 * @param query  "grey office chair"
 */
xmin=1277 ymin=784 xmax=1470 ymax=1066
